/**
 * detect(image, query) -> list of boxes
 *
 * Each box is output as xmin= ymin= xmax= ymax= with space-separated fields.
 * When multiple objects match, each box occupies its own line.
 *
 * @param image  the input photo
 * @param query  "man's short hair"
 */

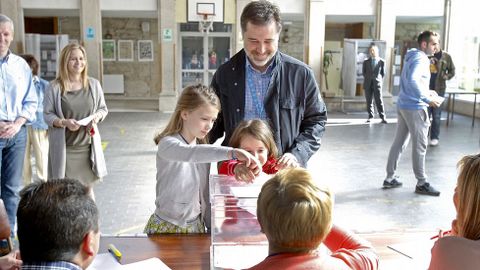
xmin=0 ymin=14 xmax=14 ymax=32
xmin=257 ymin=168 xmax=333 ymax=252
xmin=17 ymin=179 xmax=99 ymax=262
xmin=240 ymin=0 xmax=282 ymax=34
xmin=417 ymin=30 xmax=437 ymax=46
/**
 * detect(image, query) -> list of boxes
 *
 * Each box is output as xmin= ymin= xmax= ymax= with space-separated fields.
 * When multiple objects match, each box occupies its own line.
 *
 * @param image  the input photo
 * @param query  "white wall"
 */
xmin=394 ymin=0 xmax=444 ymax=17
xmin=23 ymin=0 xmax=158 ymax=11
xmin=22 ymin=0 xmax=79 ymax=9
xmin=326 ymin=0 xmax=375 ymax=15
xmin=272 ymin=0 xmax=305 ymax=14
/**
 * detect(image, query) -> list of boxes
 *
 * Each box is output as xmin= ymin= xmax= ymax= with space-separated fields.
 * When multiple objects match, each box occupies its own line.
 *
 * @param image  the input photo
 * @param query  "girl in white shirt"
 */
xmin=429 ymin=153 xmax=480 ymax=270
xmin=144 ymin=84 xmax=261 ymax=234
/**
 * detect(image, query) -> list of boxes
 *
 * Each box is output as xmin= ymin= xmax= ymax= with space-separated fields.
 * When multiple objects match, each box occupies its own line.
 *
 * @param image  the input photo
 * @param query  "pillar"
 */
xmin=79 ymin=0 xmax=102 ymax=81
xmin=305 ymin=0 xmax=325 ymax=89
xmin=0 ymin=0 xmax=24 ymax=54
xmin=158 ymin=0 xmax=177 ymax=112
xmin=375 ymin=0 xmax=396 ymax=94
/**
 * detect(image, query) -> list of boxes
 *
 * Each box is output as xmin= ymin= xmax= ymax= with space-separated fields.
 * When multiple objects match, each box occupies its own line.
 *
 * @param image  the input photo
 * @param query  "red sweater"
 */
xmin=248 ymin=226 xmax=379 ymax=270
xmin=218 ymin=157 xmax=278 ymax=175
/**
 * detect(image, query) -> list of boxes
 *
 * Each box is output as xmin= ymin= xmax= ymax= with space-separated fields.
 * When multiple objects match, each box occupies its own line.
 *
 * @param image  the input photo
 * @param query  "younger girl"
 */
xmin=144 ymin=84 xmax=261 ymax=234
xmin=219 ymin=119 xmax=293 ymax=182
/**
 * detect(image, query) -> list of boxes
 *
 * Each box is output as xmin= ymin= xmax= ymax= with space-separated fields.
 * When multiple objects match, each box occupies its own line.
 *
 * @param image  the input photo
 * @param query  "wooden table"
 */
xmin=445 ymin=89 xmax=478 ymax=127
xmin=100 ymin=231 xmax=434 ymax=270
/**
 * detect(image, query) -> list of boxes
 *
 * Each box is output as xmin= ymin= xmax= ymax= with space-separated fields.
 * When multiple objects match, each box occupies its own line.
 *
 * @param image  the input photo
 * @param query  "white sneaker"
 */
xmin=430 ymin=139 xmax=439 ymax=146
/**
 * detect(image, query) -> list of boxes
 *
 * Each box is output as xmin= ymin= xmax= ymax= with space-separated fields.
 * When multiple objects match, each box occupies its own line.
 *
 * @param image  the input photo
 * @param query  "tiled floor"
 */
xmin=94 ymin=111 xmax=479 ymax=235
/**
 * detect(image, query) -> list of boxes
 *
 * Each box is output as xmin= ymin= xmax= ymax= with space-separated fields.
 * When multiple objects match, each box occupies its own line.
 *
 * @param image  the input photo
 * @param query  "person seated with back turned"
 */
xmin=249 ymin=168 xmax=378 ymax=270
xmin=428 ymin=153 xmax=480 ymax=270
xmin=16 ymin=178 xmax=99 ymax=270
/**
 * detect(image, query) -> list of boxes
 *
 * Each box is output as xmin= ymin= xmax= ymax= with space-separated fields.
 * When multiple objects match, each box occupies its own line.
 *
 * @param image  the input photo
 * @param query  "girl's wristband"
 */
xmin=231 ymin=150 xmax=237 ymax=160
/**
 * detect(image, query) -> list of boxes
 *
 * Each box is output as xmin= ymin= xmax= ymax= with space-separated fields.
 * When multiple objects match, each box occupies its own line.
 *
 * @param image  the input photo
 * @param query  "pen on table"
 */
xmin=430 ymin=230 xmax=452 ymax=240
xmin=108 ymin=244 xmax=122 ymax=262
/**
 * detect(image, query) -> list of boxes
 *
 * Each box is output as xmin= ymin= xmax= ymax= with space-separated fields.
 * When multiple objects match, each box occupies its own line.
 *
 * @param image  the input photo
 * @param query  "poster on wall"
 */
xmin=138 ymin=40 xmax=153 ymax=61
xmin=102 ymin=40 xmax=116 ymax=61
xmin=118 ymin=40 xmax=134 ymax=61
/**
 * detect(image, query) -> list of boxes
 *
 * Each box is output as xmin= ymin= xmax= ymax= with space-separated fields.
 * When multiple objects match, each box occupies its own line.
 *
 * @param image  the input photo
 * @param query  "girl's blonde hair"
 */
xmin=228 ymin=119 xmax=278 ymax=159
xmin=154 ymin=84 xmax=220 ymax=145
xmin=456 ymin=153 xmax=480 ymax=240
xmin=56 ymin=43 xmax=89 ymax=95
xmin=257 ymin=168 xmax=332 ymax=251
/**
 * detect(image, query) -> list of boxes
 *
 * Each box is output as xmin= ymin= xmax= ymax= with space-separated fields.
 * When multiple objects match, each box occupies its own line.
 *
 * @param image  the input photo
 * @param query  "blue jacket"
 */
xmin=32 ymin=76 xmax=49 ymax=129
xmin=397 ymin=48 xmax=432 ymax=110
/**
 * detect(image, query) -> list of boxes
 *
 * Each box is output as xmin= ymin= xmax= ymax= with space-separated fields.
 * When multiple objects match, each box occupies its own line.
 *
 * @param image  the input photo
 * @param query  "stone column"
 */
xmin=79 ymin=0 xmax=102 ymax=81
xmin=305 ymin=0 xmax=325 ymax=89
xmin=375 ymin=0 xmax=396 ymax=94
xmin=0 ymin=0 xmax=24 ymax=53
xmin=234 ymin=0 xmax=250 ymax=54
xmin=442 ymin=0 xmax=451 ymax=51
xmin=158 ymin=0 xmax=177 ymax=112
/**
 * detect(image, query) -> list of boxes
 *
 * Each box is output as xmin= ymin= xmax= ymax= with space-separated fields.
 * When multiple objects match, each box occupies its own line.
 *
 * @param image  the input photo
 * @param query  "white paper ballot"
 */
xmin=77 ymin=115 xmax=94 ymax=126
xmin=87 ymin=253 xmax=171 ymax=270
xmin=87 ymin=253 xmax=122 ymax=270
xmin=123 ymin=258 xmax=171 ymax=270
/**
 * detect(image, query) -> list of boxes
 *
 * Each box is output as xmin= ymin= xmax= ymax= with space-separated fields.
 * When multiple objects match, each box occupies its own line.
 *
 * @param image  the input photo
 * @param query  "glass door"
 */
xmin=179 ymin=27 xmax=232 ymax=89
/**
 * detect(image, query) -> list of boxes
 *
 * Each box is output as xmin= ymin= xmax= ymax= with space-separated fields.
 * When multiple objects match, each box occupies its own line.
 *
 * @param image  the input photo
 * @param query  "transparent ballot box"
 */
xmin=209 ymin=174 xmax=269 ymax=269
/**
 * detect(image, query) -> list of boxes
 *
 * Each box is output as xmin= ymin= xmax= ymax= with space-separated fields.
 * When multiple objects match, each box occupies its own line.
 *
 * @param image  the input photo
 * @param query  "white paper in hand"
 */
xmin=77 ymin=115 xmax=95 ymax=126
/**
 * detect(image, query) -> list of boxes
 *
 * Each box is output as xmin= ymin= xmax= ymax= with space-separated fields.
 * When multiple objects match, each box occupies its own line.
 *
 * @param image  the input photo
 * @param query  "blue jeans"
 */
xmin=0 ymin=126 xmax=26 ymax=234
xmin=429 ymin=105 xmax=442 ymax=140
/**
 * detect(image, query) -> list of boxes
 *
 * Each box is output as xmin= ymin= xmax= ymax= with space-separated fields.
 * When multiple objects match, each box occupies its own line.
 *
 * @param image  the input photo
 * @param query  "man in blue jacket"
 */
xmin=210 ymin=0 xmax=327 ymax=169
xmin=383 ymin=31 xmax=442 ymax=196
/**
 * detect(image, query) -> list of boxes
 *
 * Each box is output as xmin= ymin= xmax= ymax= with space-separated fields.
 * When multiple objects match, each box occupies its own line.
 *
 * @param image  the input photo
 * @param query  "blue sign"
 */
xmin=86 ymin=27 xmax=95 ymax=40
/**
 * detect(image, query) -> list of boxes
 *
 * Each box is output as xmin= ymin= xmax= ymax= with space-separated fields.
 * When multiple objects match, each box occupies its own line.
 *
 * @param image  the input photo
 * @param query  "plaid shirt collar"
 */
xmin=22 ymin=261 xmax=83 ymax=270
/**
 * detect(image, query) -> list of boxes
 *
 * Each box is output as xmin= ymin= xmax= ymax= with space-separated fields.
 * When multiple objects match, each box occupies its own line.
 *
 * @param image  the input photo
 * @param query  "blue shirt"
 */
xmin=21 ymin=261 xmax=82 ymax=270
xmin=0 ymin=51 xmax=37 ymax=122
xmin=31 ymin=76 xmax=49 ymax=130
xmin=244 ymin=57 xmax=275 ymax=120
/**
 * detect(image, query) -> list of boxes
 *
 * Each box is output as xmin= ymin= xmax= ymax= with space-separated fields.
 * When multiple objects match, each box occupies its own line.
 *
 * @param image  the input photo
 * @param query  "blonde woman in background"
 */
xmin=429 ymin=153 xmax=480 ymax=270
xmin=44 ymin=44 xmax=107 ymax=196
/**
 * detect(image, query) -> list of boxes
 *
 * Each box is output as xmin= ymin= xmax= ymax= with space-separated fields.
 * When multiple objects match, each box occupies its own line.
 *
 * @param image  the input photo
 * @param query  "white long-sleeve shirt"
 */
xmin=154 ymin=133 xmax=232 ymax=227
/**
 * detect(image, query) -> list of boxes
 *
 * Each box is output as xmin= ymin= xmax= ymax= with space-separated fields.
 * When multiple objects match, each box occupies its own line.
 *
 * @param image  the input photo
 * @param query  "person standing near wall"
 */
xmin=362 ymin=44 xmax=387 ymax=123
xmin=44 ymin=44 xmax=108 ymax=197
xmin=428 ymin=36 xmax=455 ymax=146
xmin=383 ymin=30 xmax=442 ymax=196
xmin=0 ymin=14 xmax=37 ymax=234
xmin=20 ymin=54 xmax=49 ymax=184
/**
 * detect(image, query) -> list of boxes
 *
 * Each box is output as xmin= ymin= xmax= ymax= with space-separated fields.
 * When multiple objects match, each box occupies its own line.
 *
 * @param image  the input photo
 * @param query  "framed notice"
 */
xmin=138 ymin=40 xmax=153 ymax=61
xmin=118 ymin=40 xmax=134 ymax=61
xmin=102 ymin=40 xmax=116 ymax=61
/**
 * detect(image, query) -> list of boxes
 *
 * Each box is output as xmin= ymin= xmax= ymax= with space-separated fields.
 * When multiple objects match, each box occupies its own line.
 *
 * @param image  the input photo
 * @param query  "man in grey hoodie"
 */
xmin=382 ymin=30 xmax=442 ymax=196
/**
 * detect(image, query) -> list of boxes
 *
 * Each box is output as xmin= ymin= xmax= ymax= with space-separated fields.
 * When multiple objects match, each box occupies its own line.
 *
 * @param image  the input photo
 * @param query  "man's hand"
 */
xmin=0 ymin=251 xmax=22 ymax=270
xmin=276 ymin=153 xmax=299 ymax=170
xmin=429 ymin=100 xmax=441 ymax=108
xmin=0 ymin=122 xmax=22 ymax=139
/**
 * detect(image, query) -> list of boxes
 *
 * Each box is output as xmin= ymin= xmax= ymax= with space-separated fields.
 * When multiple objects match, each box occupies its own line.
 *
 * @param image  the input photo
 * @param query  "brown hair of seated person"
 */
xmin=455 ymin=154 xmax=480 ymax=240
xmin=257 ymin=168 xmax=332 ymax=253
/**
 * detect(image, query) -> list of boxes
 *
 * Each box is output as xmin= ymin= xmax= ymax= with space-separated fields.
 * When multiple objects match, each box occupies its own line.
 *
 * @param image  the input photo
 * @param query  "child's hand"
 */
xmin=233 ymin=149 xmax=262 ymax=176
xmin=233 ymin=163 xmax=256 ymax=183
xmin=276 ymin=153 xmax=299 ymax=170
